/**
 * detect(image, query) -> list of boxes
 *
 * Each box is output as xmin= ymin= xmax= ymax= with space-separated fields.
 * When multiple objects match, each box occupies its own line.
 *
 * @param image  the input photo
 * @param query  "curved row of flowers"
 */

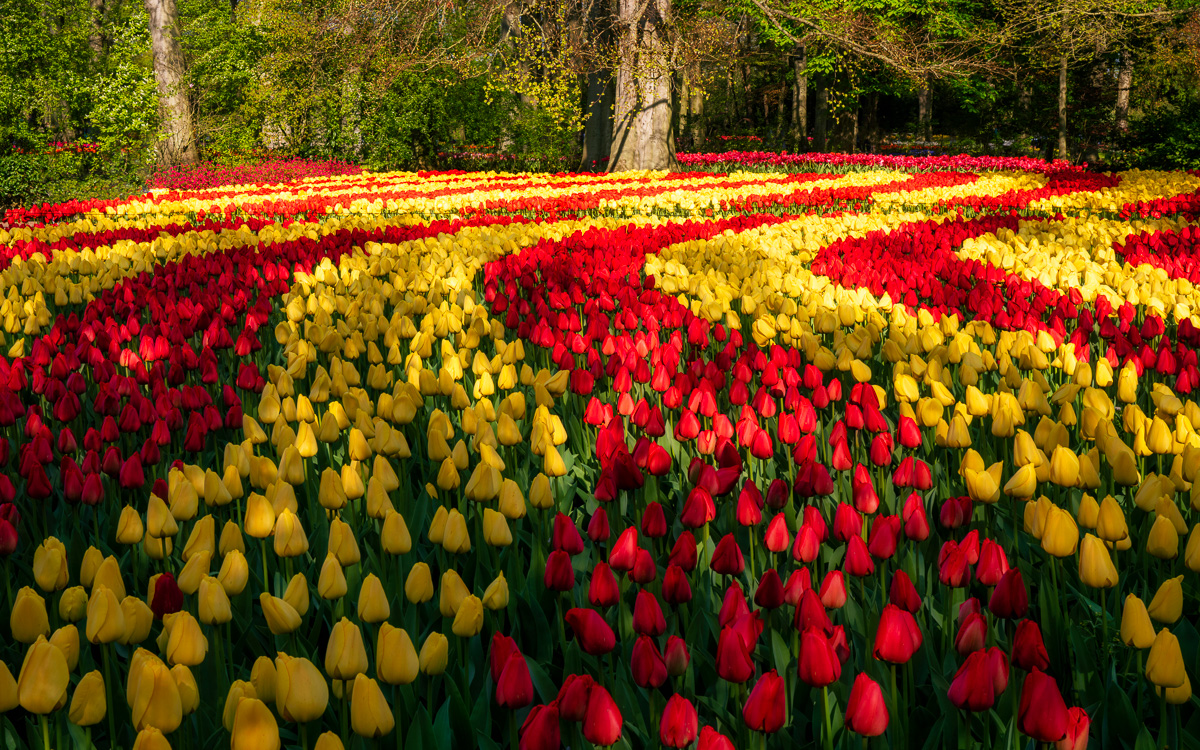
xmin=0 ymin=165 xmax=1197 ymax=750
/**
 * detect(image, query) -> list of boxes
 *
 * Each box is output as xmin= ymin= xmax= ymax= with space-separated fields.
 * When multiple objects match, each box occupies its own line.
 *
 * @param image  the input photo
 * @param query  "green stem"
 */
xmin=821 ymin=685 xmax=834 ymax=750
xmin=40 ymin=714 xmax=50 ymax=750
xmin=102 ymin=644 xmax=118 ymax=750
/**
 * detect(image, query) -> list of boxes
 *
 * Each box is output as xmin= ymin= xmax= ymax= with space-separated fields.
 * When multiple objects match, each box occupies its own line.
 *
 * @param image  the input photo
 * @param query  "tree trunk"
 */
xmin=814 ymin=82 xmax=828 ymax=152
xmin=608 ymin=0 xmax=675 ymax=172
xmin=688 ymin=83 xmax=704 ymax=147
xmin=145 ymin=0 xmax=197 ymax=163
xmin=89 ymin=0 xmax=105 ymax=58
xmin=790 ymin=45 xmax=807 ymax=150
xmin=1115 ymin=58 xmax=1132 ymax=132
xmin=864 ymin=94 xmax=878 ymax=153
xmin=918 ymin=76 xmax=932 ymax=141
xmin=581 ymin=69 xmax=614 ymax=170
xmin=1057 ymin=53 xmax=1069 ymax=160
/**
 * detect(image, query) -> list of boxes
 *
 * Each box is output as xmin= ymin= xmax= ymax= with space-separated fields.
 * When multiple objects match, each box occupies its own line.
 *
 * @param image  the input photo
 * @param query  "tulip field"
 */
xmin=4 ymin=157 xmax=1200 ymax=750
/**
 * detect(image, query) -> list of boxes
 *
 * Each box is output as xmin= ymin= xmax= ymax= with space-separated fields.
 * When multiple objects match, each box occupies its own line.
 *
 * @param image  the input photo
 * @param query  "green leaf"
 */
xmin=527 ymin=656 xmax=559 ymax=703
xmin=407 ymin=705 xmax=438 ymax=750
xmin=771 ymin=629 xmax=791 ymax=675
xmin=1134 ymin=727 xmax=1157 ymax=750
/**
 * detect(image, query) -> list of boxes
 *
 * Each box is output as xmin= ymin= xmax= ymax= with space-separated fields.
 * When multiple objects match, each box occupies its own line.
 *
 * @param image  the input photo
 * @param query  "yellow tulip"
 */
xmin=1146 ymin=628 xmax=1186 ymax=688
xmin=1078 ymin=534 xmax=1118 ymax=588
xmin=163 ymin=611 xmax=207 ymax=666
xmin=259 ymin=594 xmax=302 ymax=635
xmin=232 ymin=698 xmax=281 ymax=750
xmin=223 ymin=681 xmax=257 ymax=732
xmin=79 ymin=546 xmax=103 ymax=588
xmin=482 ymin=572 xmax=509 ymax=610
xmin=129 ymin=658 xmax=183 ymax=732
xmin=1148 ymin=576 xmax=1184 ymax=624
xmin=451 ymin=595 xmax=484 ymax=637
xmin=274 ymin=509 xmax=309 ymax=557
xmin=86 ymin=585 xmax=126 ymax=644
xmin=1077 ymin=494 xmax=1099 ymax=529
xmin=419 ymin=632 xmax=449 ymax=675
xmin=120 ymin=597 xmax=154 ymax=645
xmin=1157 ymin=671 xmax=1192 ymax=705
xmin=275 ymin=653 xmax=329 ymax=723
xmin=1040 ymin=506 xmax=1078 ymax=557
xmin=251 ymin=656 xmax=277 ymax=704
xmin=58 ymin=586 xmax=88 ymax=623
xmin=357 ymin=574 xmax=390 ymax=623
xmin=33 ymin=538 xmax=69 ymax=592
xmin=381 ymin=510 xmax=412 ymax=555
xmin=350 ymin=674 xmax=394 ymax=738
xmin=497 ymin=479 xmax=527 ymax=520
xmin=198 ymin=576 xmax=232 ymax=626
xmin=176 ymin=550 xmax=210 ymax=596
xmin=318 ymin=554 xmax=348 ymax=600
xmin=314 ymin=732 xmax=345 ymax=750
xmin=442 ymin=509 xmax=470 ymax=554
xmin=406 ymin=563 xmax=433 ymax=604
xmin=1186 ymin=525 xmax=1200 ymax=572
xmin=1096 ymin=495 xmax=1129 ymax=543
xmin=325 ymin=618 xmax=369 ymax=680
xmin=1148 ymin=516 xmax=1180 ymax=560
xmin=1121 ymin=594 xmax=1155 ymax=648
xmin=244 ymin=493 xmax=276 ymax=539
xmin=219 ymin=520 xmax=245 ymax=556
xmin=131 ymin=727 xmax=172 ymax=750
xmin=218 ymin=550 xmax=250 ymax=596
xmin=182 ymin=515 xmax=215 ymax=562
xmin=0 ymin=661 xmax=15 ymax=712
xmin=529 ymin=473 xmax=553 ymax=510
xmin=116 ymin=506 xmax=145 ymax=545
xmin=1003 ymin=464 xmax=1038 ymax=500
xmin=376 ymin=624 xmax=419 ymax=685
xmin=50 ymin=625 xmax=80 ymax=671
xmin=171 ymin=665 xmax=198 ymax=716
xmin=1048 ymin=446 xmax=1080 ymax=487
xmin=11 ymin=587 xmax=50 ymax=644
xmin=439 ymin=570 xmax=469 ymax=617
xmin=283 ymin=573 xmax=310 ymax=617
xmin=318 ymin=468 xmax=347 ymax=511
xmin=68 ymin=670 xmax=106 ymax=726
xmin=328 ymin=518 xmax=361 ymax=566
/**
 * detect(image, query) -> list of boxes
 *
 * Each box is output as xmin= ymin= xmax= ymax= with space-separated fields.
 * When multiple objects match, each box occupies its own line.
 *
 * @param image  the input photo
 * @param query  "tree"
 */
xmin=145 ymin=0 xmax=197 ymax=162
xmin=608 ymin=0 xmax=675 ymax=170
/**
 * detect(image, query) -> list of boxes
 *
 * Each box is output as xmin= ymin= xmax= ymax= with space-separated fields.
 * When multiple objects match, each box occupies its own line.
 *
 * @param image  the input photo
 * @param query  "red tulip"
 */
xmin=680 ymin=486 xmax=717 ymax=527
xmin=938 ymin=540 xmax=972 ymax=588
xmin=719 ymin=582 xmax=749 ymax=627
xmin=697 ymin=726 xmax=735 ymax=750
xmin=939 ymin=496 xmax=972 ymax=529
xmin=844 ymin=536 xmax=875 ymax=577
xmin=763 ymin=514 xmax=790 ymax=553
xmin=831 ymin=438 xmax=853 ymax=471
xmin=1056 ymin=707 xmax=1090 ymax=750
xmin=869 ymin=432 xmax=894 ymax=466
xmin=989 ymin=568 xmax=1028 ymax=619
xmin=765 ymin=478 xmax=790 ymax=509
xmin=976 ymin=539 xmax=1009 ymax=586
xmin=583 ymin=685 xmax=623 ymax=747
xmin=710 ymin=534 xmax=746 ymax=576
xmin=630 ymin=635 xmax=667 ymax=689
xmin=845 ymin=672 xmax=889 ymax=736
xmin=490 ymin=633 xmax=520 ymax=682
xmin=0 ymin=519 xmax=17 ymax=555
xmin=496 ymin=653 xmax=534 ymax=709
xmin=873 ymin=604 xmax=923 ymax=664
xmin=668 ymin=531 xmax=698 ymax=572
xmin=629 ymin=548 xmax=656 ymax=584
xmin=716 ymin=626 xmax=755 ymax=683
xmin=852 ymin=464 xmax=880 ymax=513
xmin=609 ymin=527 xmax=638 ymax=571
xmin=150 ymin=573 xmax=183 ymax=619
xmin=742 ymin=669 xmax=786 ymax=733
xmin=1011 ymin=619 xmax=1050 ymax=672
xmin=665 ymin=635 xmax=690 ymax=676
xmin=960 ymin=530 xmax=980 ymax=564
xmin=897 ymin=415 xmax=922 ymax=449
xmin=948 ymin=649 xmax=997 ymax=711
xmin=729 ymin=610 xmax=764 ymax=654
xmin=564 ymin=609 xmax=616 ymax=655
xmin=632 ymin=590 xmax=665 ymax=636
xmin=794 ymin=587 xmax=832 ymax=634
xmin=797 ymin=627 xmax=842 ymax=687
xmin=662 ymin=564 xmax=692 ymax=605
xmin=556 ymin=674 xmax=593 ymax=722
xmin=588 ymin=563 xmax=619 ymax=608
xmin=519 ymin=703 xmax=560 ymax=750
xmin=833 ymin=503 xmax=862 ymax=541
xmin=754 ymin=569 xmax=784 ymax=609
xmin=792 ymin=524 xmax=821 ymax=563
xmin=902 ymin=491 xmax=930 ymax=541
xmin=641 ymin=502 xmax=668 ymax=538
xmin=783 ymin=567 xmax=812 ymax=606
xmin=544 ymin=550 xmax=575 ymax=591
xmin=819 ymin=570 xmax=847 ymax=608
xmin=737 ymin=488 xmax=763 ymax=526
xmin=553 ymin=512 xmax=585 ymax=554
xmin=660 ymin=695 xmax=699 ymax=748
xmin=81 ymin=473 xmax=104 ymax=506
xmin=955 ymin=612 xmax=988 ymax=655
xmin=587 ymin=509 xmax=610 ymax=542
xmin=1019 ymin=669 xmax=1070 ymax=742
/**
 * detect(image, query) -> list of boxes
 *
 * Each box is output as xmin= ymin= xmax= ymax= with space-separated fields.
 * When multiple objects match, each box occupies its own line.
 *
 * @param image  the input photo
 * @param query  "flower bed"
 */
xmin=0 ymin=161 xmax=1197 ymax=750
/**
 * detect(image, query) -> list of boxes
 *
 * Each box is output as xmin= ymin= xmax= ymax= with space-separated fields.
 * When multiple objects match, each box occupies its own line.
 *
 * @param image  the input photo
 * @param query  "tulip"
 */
xmin=406 ymin=562 xmax=434 ymax=604
xmin=86 ymin=585 xmax=126 ymax=644
xmin=1078 ymin=534 xmax=1118 ymax=588
xmin=1095 ymin=495 xmax=1128 ymax=542
xmin=660 ymin=694 xmax=699 ymax=748
xmin=452 ymin=595 xmax=484 ymax=637
xmin=149 ymin=573 xmax=183 ymax=620
xmin=439 ymin=570 xmax=469 ymax=617
xmin=520 ymin=703 xmax=561 ymax=750
xmin=326 ymin=618 xmax=369 ymax=680
xmin=232 ymin=697 xmax=281 ymax=750
xmin=889 ymin=570 xmax=922 ymax=613
xmin=583 ymin=684 xmax=622 ymax=747
xmin=59 ymin=586 xmax=87 ymax=623
xmin=348 ymin=674 xmax=393 ymax=737
xmin=715 ymin=626 xmax=755 ymax=683
xmin=948 ymin=649 xmax=996 ymax=711
xmin=1147 ymin=515 xmax=1179 ymax=559
xmin=132 ymin=727 xmax=171 ymax=750
xmin=358 ymin=574 xmax=390 ymax=623
xmin=11 ymin=587 xmax=50 ymax=643
xmin=874 ymin=604 xmax=923 ymax=664
xmin=798 ymin=627 xmax=842 ymax=687
xmin=632 ymin=590 xmax=666 ymax=636
xmin=1041 ymin=506 xmax=1079 ymax=557
xmin=251 ymin=657 xmax=277 ymax=703
xmin=275 ymin=653 xmax=329 ymax=722
xmin=172 ymin=665 xmax=198 ymax=715
xmin=557 ymin=674 xmax=593 ymax=722
xmin=0 ymin=661 xmax=15 ymax=713
xmin=483 ymin=572 xmax=510 ymax=610
xmin=17 ymin=636 xmax=69 ymax=713
xmin=120 ymin=597 xmax=154 ymax=645
xmin=327 ymin=518 xmax=362 ymax=565
xmin=1018 ymin=668 xmax=1070 ymax=741
xmin=742 ymin=669 xmax=786 ymax=733
xmin=956 ymin=612 xmax=988 ymax=655
xmin=665 ymin=635 xmax=690 ymax=676
xmin=129 ymin=658 xmax=183 ymax=732
xmin=68 ymin=670 xmax=106 ymax=726
xmin=698 ymin=726 xmax=735 ymax=750
xmin=631 ymin=635 xmax=668 ymax=689
xmin=496 ymin=652 xmax=533 ymax=708
xmin=163 ymin=611 xmax=207 ymax=666
xmin=420 ymin=632 xmax=449 ymax=675
xmin=1146 ymin=628 xmax=1186 ymax=688
xmin=1011 ymin=620 xmax=1051 ymax=671
xmin=1056 ymin=707 xmax=1090 ymax=750
xmin=845 ymin=672 xmax=889 ymax=736
xmin=381 ymin=510 xmax=412 ymax=555
xmin=565 ymin=608 xmax=616 ymax=655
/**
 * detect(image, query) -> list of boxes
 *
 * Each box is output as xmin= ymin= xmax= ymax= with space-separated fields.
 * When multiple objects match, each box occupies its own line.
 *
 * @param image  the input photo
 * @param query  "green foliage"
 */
xmin=88 ymin=14 xmax=159 ymax=166
xmin=0 ymin=150 xmax=141 ymax=208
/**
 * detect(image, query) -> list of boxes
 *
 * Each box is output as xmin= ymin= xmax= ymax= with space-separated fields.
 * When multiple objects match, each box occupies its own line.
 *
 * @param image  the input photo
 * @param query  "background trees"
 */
xmin=0 ymin=0 xmax=1197 ymax=190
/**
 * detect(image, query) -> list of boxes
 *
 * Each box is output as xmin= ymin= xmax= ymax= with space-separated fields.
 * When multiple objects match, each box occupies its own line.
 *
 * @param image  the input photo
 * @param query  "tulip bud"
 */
xmin=376 ymin=624 xmax=419 ymax=685
xmin=845 ymin=672 xmax=889 ymax=736
xmin=68 ymin=670 xmax=107 ymax=726
xmin=406 ymin=563 xmax=434 ymax=604
xmin=116 ymin=506 xmax=145 ymax=545
xmin=129 ymin=658 xmax=183 ymax=732
xmin=251 ymin=657 xmax=277 ymax=704
xmin=419 ymin=632 xmax=449 ymax=675
xmin=218 ymin=550 xmax=250 ymax=596
xmin=198 ymin=576 xmax=232 ymax=625
xmin=439 ymin=570 xmax=469 ymax=617
xmin=163 ymin=611 xmax=207 ymax=666
xmin=452 ymin=595 xmax=484 ymax=638
xmin=33 ymin=538 xmax=69 ymax=592
xmin=11 ymin=586 xmax=50 ymax=643
xmin=131 ymin=727 xmax=172 ymax=750
xmin=86 ymin=585 xmax=126 ymax=644
xmin=318 ymin=554 xmax=348 ymax=601
xmin=326 ymin=618 xmax=370 ymax=680
xmin=260 ymin=594 xmax=302 ymax=635
xmin=120 ymin=597 xmax=154 ymax=645
xmin=357 ymin=574 xmax=390 ymax=623
xmin=172 ymin=664 xmax=199 ymax=716
xmin=275 ymin=653 xmax=329 ymax=723
xmin=232 ymin=697 xmax=281 ymax=750
xmin=1148 ymin=576 xmax=1184 ymax=624
xmin=381 ymin=510 xmax=412 ymax=555
xmin=482 ymin=572 xmax=509 ymax=610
